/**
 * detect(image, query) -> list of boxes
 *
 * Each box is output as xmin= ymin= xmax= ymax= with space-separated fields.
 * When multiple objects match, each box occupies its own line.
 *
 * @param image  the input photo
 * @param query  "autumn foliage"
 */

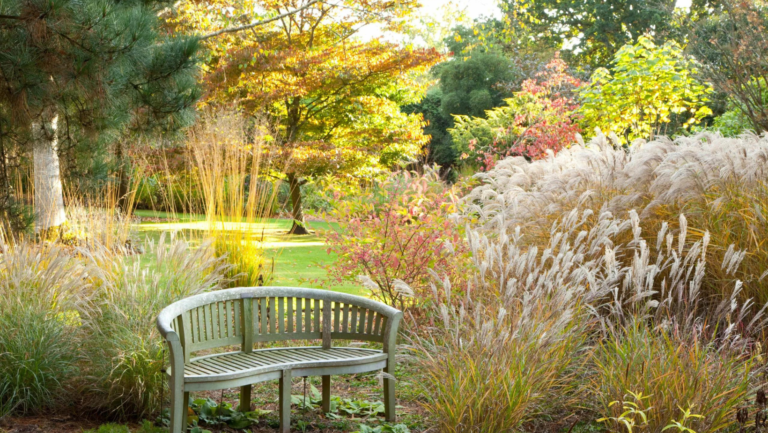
xmin=451 ymin=54 xmax=583 ymax=170
xmin=322 ymin=167 xmax=469 ymax=310
xmin=166 ymin=0 xmax=441 ymax=231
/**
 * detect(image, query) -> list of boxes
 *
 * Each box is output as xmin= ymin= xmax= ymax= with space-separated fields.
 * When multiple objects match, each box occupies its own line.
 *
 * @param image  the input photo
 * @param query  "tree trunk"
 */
xmin=33 ymin=108 xmax=67 ymax=233
xmin=115 ymin=140 xmax=131 ymax=212
xmin=287 ymin=173 xmax=309 ymax=235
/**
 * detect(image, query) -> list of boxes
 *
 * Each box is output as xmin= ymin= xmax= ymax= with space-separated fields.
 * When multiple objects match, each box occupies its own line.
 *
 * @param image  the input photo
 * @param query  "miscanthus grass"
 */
xmin=411 ymin=132 xmax=768 ymax=432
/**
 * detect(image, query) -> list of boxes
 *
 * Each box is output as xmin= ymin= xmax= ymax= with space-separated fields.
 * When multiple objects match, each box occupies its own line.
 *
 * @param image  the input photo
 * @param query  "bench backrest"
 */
xmin=158 ymin=287 xmax=401 ymax=362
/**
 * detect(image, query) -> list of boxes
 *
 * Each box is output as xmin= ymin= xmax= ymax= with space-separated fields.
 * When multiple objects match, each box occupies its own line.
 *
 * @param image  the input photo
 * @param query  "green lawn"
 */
xmin=132 ymin=210 xmax=363 ymax=295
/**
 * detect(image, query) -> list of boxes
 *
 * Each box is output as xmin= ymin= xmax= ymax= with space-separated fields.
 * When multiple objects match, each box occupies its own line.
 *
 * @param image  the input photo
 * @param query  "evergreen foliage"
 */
xmin=0 ymin=0 xmax=200 ymax=231
xmin=0 ymin=0 xmax=200 ymax=135
xmin=405 ymin=46 xmax=518 ymax=176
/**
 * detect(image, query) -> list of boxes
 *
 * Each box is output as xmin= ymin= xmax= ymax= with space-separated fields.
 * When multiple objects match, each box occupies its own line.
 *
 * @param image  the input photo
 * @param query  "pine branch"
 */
xmin=199 ymin=0 xmax=320 ymax=41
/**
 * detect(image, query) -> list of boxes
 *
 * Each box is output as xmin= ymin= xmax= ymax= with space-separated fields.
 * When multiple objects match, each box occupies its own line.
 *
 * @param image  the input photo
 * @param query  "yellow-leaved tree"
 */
xmin=578 ymin=36 xmax=713 ymax=145
xmin=167 ymin=0 xmax=442 ymax=233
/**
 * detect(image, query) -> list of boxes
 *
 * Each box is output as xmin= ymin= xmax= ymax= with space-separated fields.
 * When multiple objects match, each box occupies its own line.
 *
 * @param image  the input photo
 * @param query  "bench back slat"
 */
xmin=158 ymin=287 xmax=399 ymax=358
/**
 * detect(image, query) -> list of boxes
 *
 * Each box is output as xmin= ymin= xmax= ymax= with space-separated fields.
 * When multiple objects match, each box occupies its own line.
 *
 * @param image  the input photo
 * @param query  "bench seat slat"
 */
xmin=183 ymin=347 xmax=386 ymax=383
xmin=217 ymin=357 xmax=254 ymax=370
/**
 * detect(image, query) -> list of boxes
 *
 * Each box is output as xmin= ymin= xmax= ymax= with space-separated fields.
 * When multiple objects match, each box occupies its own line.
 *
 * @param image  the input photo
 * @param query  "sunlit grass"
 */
xmin=132 ymin=213 xmax=363 ymax=295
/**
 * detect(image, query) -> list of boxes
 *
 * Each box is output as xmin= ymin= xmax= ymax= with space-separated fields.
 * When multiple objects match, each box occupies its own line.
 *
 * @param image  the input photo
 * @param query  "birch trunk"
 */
xmin=33 ymin=108 xmax=67 ymax=232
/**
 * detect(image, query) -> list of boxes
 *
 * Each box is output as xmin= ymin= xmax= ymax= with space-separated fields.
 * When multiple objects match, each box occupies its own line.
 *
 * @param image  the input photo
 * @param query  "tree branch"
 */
xmin=199 ymin=0 xmax=320 ymax=41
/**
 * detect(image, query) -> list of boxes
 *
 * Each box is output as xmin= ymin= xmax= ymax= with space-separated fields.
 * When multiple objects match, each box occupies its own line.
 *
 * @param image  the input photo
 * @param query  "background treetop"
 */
xmin=167 ymin=0 xmax=441 ymax=233
xmin=497 ymin=0 xmax=720 ymax=68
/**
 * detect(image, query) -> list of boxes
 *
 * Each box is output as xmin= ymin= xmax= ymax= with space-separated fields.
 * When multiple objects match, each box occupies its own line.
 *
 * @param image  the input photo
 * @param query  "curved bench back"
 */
xmin=157 ymin=287 xmax=401 ymax=362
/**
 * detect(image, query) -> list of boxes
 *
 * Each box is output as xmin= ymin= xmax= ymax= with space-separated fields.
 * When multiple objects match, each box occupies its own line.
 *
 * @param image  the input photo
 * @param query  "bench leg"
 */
xmin=279 ymin=369 xmax=292 ymax=433
xmin=169 ymin=375 xmax=186 ymax=433
xmin=239 ymin=385 xmax=252 ymax=412
xmin=383 ymin=366 xmax=396 ymax=422
xmin=321 ymin=375 xmax=331 ymax=413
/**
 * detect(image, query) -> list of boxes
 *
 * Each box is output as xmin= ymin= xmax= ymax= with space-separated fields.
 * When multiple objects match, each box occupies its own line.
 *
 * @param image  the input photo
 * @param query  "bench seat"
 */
xmin=182 ymin=347 xmax=387 ymax=385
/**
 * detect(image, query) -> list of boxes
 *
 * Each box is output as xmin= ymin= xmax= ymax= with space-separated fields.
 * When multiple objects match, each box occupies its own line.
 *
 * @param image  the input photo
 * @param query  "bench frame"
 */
xmin=156 ymin=287 xmax=403 ymax=433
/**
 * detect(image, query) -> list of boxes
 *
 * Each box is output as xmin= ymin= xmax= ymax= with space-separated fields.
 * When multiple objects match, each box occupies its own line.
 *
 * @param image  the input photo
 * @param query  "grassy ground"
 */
xmin=132 ymin=210 xmax=363 ymax=295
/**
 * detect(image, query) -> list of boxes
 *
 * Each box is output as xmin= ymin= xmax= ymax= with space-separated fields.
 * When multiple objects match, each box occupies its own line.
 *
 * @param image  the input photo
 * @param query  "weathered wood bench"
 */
xmin=156 ymin=287 xmax=402 ymax=433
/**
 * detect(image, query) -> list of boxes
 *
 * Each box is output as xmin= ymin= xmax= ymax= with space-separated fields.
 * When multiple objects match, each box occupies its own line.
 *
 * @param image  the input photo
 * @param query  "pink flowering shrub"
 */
xmin=321 ymin=167 xmax=469 ymax=310
xmin=452 ymin=53 xmax=583 ymax=170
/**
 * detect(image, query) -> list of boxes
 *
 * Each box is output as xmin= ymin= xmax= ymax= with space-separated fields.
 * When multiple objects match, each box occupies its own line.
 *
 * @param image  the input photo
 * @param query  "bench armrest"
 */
xmin=157 ymin=314 xmax=185 ymax=378
xmin=382 ymin=311 xmax=403 ymax=355
xmin=157 ymin=320 xmax=179 ymax=342
xmin=156 ymin=306 xmax=183 ymax=342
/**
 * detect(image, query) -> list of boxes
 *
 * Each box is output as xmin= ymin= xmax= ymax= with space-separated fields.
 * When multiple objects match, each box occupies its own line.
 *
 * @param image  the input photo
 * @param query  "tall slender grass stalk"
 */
xmin=63 ymin=180 xmax=139 ymax=250
xmin=187 ymin=109 xmax=282 ymax=287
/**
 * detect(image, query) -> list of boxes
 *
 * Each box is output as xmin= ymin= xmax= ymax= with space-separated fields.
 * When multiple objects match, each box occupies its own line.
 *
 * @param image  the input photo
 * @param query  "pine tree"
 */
xmin=0 ymin=0 xmax=199 ymax=232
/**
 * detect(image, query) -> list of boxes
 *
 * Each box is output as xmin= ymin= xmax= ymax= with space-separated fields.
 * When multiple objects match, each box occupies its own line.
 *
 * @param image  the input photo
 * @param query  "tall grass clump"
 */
xmin=0 ymin=241 xmax=83 ymax=418
xmin=414 ymin=131 xmax=768 ymax=430
xmin=412 ymin=209 xmax=623 ymax=432
xmin=416 ymin=293 xmax=590 ymax=432
xmin=592 ymin=322 xmax=753 ymax=433
xmin=77 ymin=233 xmax=231 ymax=419
xmin=188 ymin=109 xmax=281 ymax=286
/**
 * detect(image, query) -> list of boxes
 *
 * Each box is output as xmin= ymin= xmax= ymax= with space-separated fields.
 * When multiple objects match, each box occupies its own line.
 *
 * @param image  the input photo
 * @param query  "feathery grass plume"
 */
xmin=76 ymin=233 xmax=231 ymax=419
xmin=413 ymin=209 xmax=613 ymax=431
xmin=187 ymin=109 xmax=282 ymax=287
xmin=465 ymin=130 xmax=768 ymax=309
xmin=0 ymin=241 xmax=84 ymax=418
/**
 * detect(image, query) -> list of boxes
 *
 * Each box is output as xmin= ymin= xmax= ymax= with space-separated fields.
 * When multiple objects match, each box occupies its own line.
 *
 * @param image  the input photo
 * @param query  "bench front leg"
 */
xmin=279 ymin=369 xmax=292 ymax=433
xmin=382 ymin=311 xmax=402 ymax=423
xmin=167 ymin=337 xmax=187 ymax=433
xmin=383 ymin=362 xmax=396 ymax=422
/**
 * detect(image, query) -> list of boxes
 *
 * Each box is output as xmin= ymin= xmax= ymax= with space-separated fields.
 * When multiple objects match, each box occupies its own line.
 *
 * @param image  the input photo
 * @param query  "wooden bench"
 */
xmin=156 ymin=287 xmax=403 ymax=433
